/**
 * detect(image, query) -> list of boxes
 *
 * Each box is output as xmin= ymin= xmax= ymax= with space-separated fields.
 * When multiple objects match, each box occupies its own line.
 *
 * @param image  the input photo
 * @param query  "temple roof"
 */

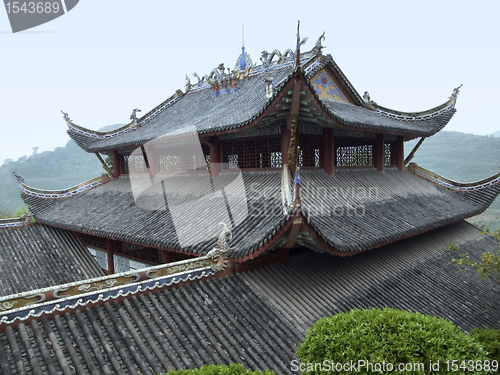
xmin=299 ymin=168 xmax=500 ymax=253
xmin=318 ymin=97 xmax=455 ymax=136
xmin=0 ymin=222 xmax=104 ymax=297
xmin=21 ymin=172 xmax=287 ymax=260
xmin=66 ymin=46 xmax=458 ymax=153
xmin=0 ymin=221 xmax=498 ymax=374
xmin=20 ymin=167 xmax=500 ymax=259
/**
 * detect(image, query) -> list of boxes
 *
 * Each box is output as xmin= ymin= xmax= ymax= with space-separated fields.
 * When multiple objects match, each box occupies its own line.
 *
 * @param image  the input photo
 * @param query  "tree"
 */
xmin=448 ymin=229 xmax=500 ymax=286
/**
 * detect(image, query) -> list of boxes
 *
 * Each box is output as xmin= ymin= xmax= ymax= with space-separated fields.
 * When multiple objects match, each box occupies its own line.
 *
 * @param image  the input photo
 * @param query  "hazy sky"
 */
xmin=1 ymin=0 xmax=499 ymax=165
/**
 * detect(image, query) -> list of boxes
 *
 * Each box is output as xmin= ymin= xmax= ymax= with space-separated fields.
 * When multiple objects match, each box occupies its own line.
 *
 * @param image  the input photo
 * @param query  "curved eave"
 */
xmin=367 ymin=96 xmax=458 ymax=119
xmin=297 ymin=169 xmax=500 ymax=256
xmin=19 ymin=174 xmax=111 ymax=199
xmin=302 ymin=74 xmax=456 ymax=137
xmin=408 ymin=163 xmax=500 ymax=193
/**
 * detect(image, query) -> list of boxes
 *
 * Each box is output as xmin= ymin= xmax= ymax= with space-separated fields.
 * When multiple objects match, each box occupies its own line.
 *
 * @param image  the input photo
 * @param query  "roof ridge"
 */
xmin=408 ymin=163 xmax=500 ymax=191
xmin=367 ymin=96 xmax=458 ymax=121
xmin=0 ymin=217 xmax=28 ymax=229
xmin=19 ymin=174 xmax=111 ymax=199
xmin=0 ymin=254 xmax=226 ymax=326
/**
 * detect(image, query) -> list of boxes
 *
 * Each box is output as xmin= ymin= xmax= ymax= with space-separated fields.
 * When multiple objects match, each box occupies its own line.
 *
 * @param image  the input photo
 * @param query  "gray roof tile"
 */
xmin=0 ymin=221 xmax=498 ymax=374
xmin=0 ymin=224 xmax=104 ymax=297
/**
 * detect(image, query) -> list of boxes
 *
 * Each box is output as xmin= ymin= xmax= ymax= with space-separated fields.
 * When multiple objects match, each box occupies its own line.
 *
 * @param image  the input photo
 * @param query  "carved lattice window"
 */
xmin=299 ymin=135 xmax=321 ymax=167
xmin=157 ymin=144 xmax=210 ymax=173
xmin=222 ymin=137 xmax=282 ymax=169
xmin=384 ymin=143 xmax=394 ymax=166
xmin=121 ymin=154 xmax=147 ymax=175
xmin=81 ymin=233 xmax=107 ymax=249
xmin=336 ymin=145 xmax=373 ymax=167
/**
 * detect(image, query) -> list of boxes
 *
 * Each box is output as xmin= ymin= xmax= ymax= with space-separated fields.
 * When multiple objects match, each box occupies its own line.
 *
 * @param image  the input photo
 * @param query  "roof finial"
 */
xmin=363 ymin=91 xmax=371 ymax=103
xmin=130 ymin=108 xmax=141 ymax=129
xmin=13 ymin=171 xmax=24 ymax=184
xmin=449 ymin=84 xmax=463 ymax=99
xmin=239 ymin=25 xmax=247 ymax=71
xmin=296 ymin=20 xmax=301 ymax=66
xmin=295 ymin=21 xmax=308 ymax=68
xmin=61 ymin=110 xmax=72 ymax=123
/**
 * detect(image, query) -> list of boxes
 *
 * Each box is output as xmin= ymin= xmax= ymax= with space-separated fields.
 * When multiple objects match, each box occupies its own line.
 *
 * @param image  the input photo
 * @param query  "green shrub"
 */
xmin=470 ymin=327 xmax=500 ymax=361
xmin=296 ymin=308 xmax=492 ymax=374
xmin=162 ymin=363 xmax=276 ymax=375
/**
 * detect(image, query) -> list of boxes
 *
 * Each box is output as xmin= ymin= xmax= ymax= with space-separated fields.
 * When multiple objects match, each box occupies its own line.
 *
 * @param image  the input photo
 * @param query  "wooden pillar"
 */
xmin=163 ymin=251 xmax=173 ymax=263
xmin=147 ymin=146 xmax=158 ymax=177
xmin=322 ymin=128 xmax=335 ymax=176
xmin=209 ymin=136 xmax=222 ymax=178
xmin=395 ymin=136 xmax=405 ymax=172
xmin=113 ymin=150 xmax=120 ymax=179
xmin=106 ymin=238 xmax=115 ymax=275
xmin=281 ymin=125 xmax=291 ymax=166
xmin=374 ymin=134 xmax=385 ymax=173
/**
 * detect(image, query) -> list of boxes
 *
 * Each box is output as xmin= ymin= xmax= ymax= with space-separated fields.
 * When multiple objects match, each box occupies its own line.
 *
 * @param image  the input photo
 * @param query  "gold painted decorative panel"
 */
xmin=310 ymin=69 xmax=350 ymax=103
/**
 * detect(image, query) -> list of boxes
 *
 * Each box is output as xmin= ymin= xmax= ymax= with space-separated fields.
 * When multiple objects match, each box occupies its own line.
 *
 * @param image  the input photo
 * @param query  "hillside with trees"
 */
xmin=405 ymin=130 xmax=500 ymax=230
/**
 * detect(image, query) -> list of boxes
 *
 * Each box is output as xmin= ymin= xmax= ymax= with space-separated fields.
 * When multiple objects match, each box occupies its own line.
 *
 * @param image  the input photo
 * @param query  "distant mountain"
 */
xmin=0 ymin=125 xmax=124 ymax=214
xmin=405 ymin=130 xmax=500 ymax=230
xmin=492 ymin=131 xmax=500 ymax=138
xmin=405 ymin=131 xmax=500 ymax=182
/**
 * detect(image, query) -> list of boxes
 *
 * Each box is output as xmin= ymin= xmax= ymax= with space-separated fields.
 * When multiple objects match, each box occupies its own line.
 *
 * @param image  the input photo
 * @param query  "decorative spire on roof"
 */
xmin=449 ymin=84 xmax=463 ymax=99
xmin=130 ymin=108 xmax=141 ymax=129
xmin=206 ymin=222 xmax=232 ymax=271
xmin=363 ymin=91 xmax=371 ymax=103
xmin=295 ymin=20 xmax=309 ymax=67
xmin=13 ymin=171 xmax=24 ymax=184
xmin=312 ymin=31 xmax=326 ymax=56
xmin=240 ymin=25 xmax=246 ymax=70
xmin=239 ymin=46 xmax=247 ymax=70
xmin=265 ymin=73 xmax=275 ymax=99
xmin=185 ymin=74 xmax=192 ymax=92
xmin=61 ymin=110 xmax=72 ymax=123
xmin=193 ymin=72 xmax=203 ymax=86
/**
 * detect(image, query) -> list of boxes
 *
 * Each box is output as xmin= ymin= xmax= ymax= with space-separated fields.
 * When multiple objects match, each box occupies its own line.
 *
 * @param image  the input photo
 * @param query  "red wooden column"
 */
xmin=281 ymin=125 xmax=291 ymax=166
xmin=209 ymin=136 xmax=222 ymax=178
xmin=163 ymin=251 xmax=173 ymax=263
xmin=322 ymin=128 xmax=335 ymax=176
xmin=373 ymin=134 xmax=385 ymax=173
xmin=106 ymin=238 xmax=115 ymax=275
xmin=113 ymin=150 xmax=120 ymax=179
xmin=394 ymin=136 xmax=405 ymax=172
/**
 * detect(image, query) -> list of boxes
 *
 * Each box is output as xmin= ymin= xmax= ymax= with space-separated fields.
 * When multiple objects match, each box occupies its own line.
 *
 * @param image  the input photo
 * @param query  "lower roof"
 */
xmin=0 ymin=221 xmax=498 ymax=374
xmin=21 ymin=168 xmax=500 ymax=259
xmin=0 ymin=223 xmax=104 ymax=297
xmin=299 ymin=168 xmax=500 ymax=253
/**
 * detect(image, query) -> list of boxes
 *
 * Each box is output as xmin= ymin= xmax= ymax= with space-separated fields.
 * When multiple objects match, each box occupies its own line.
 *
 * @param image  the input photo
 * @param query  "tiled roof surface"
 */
xmin=319 ymin=98 xmax=455 ymax=136
xmin=0 ymin=224 xmax=104 ymax=297
xmin=300 ymin=169 xmax=500 ymax=252
xmin=22 ymin=168 xmax=500 ymax=258
xmin=68 ymin=65 xmax=295 ymax=153
xmin=1 ymin=221 xmax=499 ymax=375
xmin=23 ymin=171 xmax=287 ymax=259
xmin=68 ymin=57 xmax=457 ymax=153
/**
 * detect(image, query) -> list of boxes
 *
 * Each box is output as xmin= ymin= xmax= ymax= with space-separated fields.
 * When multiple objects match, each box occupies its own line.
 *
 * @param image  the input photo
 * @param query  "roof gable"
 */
xmin=309 ymin=68 xmax=352 ymax=104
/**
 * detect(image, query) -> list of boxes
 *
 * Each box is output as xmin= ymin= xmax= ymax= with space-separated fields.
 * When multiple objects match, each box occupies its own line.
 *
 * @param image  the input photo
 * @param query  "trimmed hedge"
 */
xmin=162 ymin=364 xmax=276 ymax=375
xmin=296 ymin=308 xmax=492 ymax=374
xmin=470 ymin=327 xmax=500 ymax=361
